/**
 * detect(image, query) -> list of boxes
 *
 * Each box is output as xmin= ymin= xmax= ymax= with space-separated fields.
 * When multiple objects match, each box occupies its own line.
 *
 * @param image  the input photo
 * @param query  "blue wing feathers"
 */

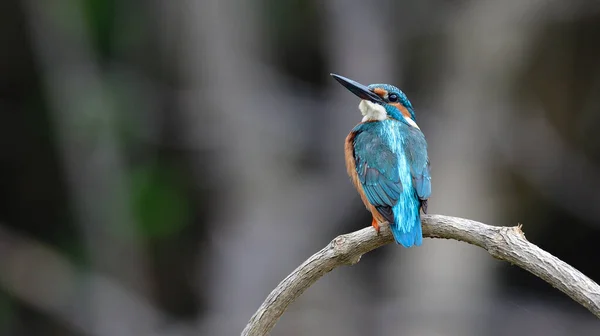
xmin=353 ymin=131 xmax=402 ymax=209
xmin=364 ymin=185 xmax=384 ymax=205
xmin=365 ymin=168 xmax=379 ymax=185
xmin=412 ymin=161 xmax=431 ymax=200
xmin=406 ymin=127 xmax=431 ymax=201
xmin=374 ymin=184 xmax=394 ymax=205
xmin=382 ymin=182 xmax=401 ymax=200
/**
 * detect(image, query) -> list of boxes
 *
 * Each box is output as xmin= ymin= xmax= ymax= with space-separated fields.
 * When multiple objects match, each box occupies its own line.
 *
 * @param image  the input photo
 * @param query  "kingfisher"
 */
xmin=331 ymin=73 xmax=431 ymax=247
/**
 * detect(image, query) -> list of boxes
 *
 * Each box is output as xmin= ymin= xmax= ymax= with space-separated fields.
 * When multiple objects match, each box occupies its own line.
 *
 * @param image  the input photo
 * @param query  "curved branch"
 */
xmin=242 ymin=214 xmax=600 ymax=336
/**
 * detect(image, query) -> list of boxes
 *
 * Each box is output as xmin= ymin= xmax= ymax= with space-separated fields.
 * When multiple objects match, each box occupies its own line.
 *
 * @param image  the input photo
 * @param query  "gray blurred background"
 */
xmin=1 ymin=0 xmax=600 ymax=335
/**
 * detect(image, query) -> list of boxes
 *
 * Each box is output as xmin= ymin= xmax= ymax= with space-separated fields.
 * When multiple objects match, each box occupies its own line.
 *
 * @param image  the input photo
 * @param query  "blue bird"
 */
xmin=331 ymin=73 xmax=431 ymax=247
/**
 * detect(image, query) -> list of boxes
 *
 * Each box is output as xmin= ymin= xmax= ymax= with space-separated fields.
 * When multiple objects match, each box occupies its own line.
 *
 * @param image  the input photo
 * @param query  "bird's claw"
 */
xmin=371 ymin=218 xmax=380 ymax=234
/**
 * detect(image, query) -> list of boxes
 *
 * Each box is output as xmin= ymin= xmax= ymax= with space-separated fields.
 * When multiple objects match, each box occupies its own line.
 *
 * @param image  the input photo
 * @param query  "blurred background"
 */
xmin=1 ymin=0 xmax=600 ymax=335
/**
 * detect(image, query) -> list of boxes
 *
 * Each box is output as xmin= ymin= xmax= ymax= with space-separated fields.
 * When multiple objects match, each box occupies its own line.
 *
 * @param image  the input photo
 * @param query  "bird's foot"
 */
xmin=371 ymin=217 xmax=380 ymax=233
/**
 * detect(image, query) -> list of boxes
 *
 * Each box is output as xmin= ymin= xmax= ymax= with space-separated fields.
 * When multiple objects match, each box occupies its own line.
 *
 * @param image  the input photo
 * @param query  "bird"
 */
xmin=331 ymin=73 xmax=431 ymax=247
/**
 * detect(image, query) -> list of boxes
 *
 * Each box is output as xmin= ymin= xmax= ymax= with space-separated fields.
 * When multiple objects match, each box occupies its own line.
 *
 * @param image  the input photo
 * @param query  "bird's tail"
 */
xmin=390 ymin=207 xmax=423 ymax=247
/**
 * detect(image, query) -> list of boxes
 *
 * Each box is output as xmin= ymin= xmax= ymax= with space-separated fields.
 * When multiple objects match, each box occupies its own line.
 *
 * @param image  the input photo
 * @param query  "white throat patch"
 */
xmin=358 ymin=99 xmax=421 ymax=129
xmin=359 ymin=100 xmax=387 ymax=122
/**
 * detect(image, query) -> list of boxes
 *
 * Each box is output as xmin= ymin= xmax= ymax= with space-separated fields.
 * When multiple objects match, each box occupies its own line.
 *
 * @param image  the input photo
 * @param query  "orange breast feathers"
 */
xmin=344 ymin=132 xmax=386 ymax=224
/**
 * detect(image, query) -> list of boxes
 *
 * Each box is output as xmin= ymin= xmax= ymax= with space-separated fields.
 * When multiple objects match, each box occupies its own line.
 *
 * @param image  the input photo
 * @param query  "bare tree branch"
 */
xmin=242 ymin=214 xmax=600 ymax=336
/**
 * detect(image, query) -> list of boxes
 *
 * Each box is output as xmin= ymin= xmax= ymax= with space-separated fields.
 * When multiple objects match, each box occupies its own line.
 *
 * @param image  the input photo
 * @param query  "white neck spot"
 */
xmin=404 ymin=116 xmax=420 ymax=129
xmin=359 ymin=100 xmax=387 ymax=122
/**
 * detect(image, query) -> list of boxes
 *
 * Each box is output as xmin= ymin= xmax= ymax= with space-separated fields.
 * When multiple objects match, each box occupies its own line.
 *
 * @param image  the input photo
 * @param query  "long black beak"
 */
xmin=330 ymin=73 xmax=384 ymax=104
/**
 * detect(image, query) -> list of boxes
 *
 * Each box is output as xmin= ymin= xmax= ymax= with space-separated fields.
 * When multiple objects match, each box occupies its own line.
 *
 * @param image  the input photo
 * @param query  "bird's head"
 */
xmin=331 ymin=73 xmax=419 ymax=129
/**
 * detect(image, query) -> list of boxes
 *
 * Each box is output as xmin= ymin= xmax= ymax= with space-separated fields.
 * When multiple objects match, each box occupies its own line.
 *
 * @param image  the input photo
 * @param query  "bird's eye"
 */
xmin=388 ymin=94 xmax=399 ymax=102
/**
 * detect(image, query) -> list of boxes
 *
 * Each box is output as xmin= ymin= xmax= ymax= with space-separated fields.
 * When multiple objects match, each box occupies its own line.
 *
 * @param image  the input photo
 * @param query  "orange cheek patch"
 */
xmin=373 ymin=88 xmax=387 ymax=97
xmin=392 ymin=103 xmax=412 ymax=119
